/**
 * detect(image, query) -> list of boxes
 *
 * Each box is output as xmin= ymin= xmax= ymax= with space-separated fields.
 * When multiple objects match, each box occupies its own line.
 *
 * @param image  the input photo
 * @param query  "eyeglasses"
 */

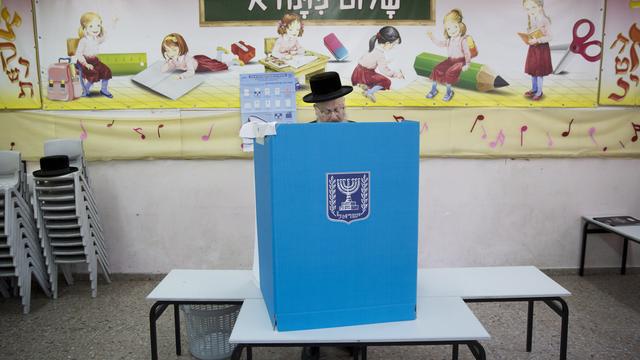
xmin=317 ymin=106 xmax=345 ymax=117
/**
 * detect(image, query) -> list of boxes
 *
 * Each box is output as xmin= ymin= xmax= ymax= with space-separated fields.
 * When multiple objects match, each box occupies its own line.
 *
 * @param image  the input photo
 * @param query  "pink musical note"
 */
xmin=520 ymin=125 xmax=528 ymax=146
xmin=157 ymin=124 xmax=164 ymax=138
xmin=80 ymin=121 xmax=88 ymax=140
xmin=489 ymin=130 xmax=505 ymax=148
xmin=546 ymin=132 xmax=554 ymax=147
xmin=201 ymin=124 xmax=214 ymax=141
xmin=562 ymin=119 xmax=574 ymax=137
xmin=480 ymin=125 xmax=487 ymax=139
xmin=133 ymin=127 xmax=146 ymax=140
xmin=588 ymin=127 xmax=598 ymax=145
xmin=10 ymin=142 xmax=15 ymax=151
xmin=631 ymin=122 xmax=640 ymax=142
xmin=420 ymin=121 xmax=429 ymax=134
xmin=470 ymin=114 xmax=485 ymax=133
xmin=393 ymin=115 xmax=405 ymax=123
xmin=106 ymin=120 xmax=115 ymax=128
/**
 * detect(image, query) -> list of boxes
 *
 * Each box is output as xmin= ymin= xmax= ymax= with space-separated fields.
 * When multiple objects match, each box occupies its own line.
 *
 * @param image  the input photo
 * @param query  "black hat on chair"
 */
xmin=33 ymin=155 xmax=78 ymax=178
xmin=302 ymin=71 xmax=353 ymax=103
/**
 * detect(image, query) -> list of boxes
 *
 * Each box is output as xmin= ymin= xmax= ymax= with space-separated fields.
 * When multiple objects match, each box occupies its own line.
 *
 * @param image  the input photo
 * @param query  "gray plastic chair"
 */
xmin=44 ymin=139 xmax=89 ymax=180
xmin=0 ymin=151 xmax=51 ymax=313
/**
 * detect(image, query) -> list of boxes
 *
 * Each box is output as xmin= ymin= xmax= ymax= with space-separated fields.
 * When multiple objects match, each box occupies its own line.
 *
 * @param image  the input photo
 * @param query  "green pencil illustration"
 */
xmin=414 ymin=52 xmax=509 ymax=92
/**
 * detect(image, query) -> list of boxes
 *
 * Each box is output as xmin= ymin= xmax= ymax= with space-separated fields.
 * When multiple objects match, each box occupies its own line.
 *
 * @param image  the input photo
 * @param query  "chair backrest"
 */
xmin=67 ymin=38 xmax=80 ymax=56
xmin=0 ymin=151 xmax=20 ymax=189
xmin=44 ymin=139 xmax=86 ymax=172
xmin=264 ymin=37 xmax=278 ymax=55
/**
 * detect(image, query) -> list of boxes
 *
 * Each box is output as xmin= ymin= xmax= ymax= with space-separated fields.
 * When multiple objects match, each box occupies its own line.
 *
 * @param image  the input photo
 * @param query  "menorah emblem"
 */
xmin=327 ymin=171 xmax=370 ymax=224
xmin=337 ymin=178 xmax=360 ymax=211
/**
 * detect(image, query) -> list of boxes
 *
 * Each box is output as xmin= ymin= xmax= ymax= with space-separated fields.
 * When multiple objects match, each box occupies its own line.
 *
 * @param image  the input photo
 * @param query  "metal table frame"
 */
xmin=464 ymin=297 xmax=569 ymax=360
xmin=580 ymin=218 xmax=640 ymax=276
xmin=230 ymin=340 xmax=487 ymax=360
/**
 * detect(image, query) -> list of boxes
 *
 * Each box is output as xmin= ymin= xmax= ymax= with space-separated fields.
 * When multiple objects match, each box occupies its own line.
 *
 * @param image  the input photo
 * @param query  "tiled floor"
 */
xmin=1 ymin=271 xmax=639 ymax=359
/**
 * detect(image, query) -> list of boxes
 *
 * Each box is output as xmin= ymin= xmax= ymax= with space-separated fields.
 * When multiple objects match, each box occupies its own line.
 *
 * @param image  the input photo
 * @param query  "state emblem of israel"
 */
xmin=327 ymin=172 xmax=370 ymax=224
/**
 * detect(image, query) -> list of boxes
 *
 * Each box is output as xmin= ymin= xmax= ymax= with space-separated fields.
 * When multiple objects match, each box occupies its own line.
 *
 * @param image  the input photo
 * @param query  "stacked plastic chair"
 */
xmin=32 ymin=155 xmax=110 ymax=299
xmin=0 ymin=151 xmax=51 ymax=314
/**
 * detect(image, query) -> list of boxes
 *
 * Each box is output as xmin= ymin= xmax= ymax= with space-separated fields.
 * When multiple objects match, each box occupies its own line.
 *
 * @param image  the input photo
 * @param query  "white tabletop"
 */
xmin=418 ymin=266 xmax=571 ymax=300
xmin=583 ymin=216 xmax=640 ymax=242
xmin=229 ymin=297 xmax=489 ymax=344
xmin=146 ymin=269 xmax=262 ymax=302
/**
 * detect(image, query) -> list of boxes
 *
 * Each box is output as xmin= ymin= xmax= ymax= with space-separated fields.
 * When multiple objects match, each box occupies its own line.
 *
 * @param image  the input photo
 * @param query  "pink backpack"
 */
xmin=47 ymin=58 xmax=82 ymax=101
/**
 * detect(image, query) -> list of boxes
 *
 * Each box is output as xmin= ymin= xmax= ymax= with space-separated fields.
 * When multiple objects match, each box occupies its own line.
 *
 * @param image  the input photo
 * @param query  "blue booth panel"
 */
xmin=254 ymin=121 xmax=419 ymax=331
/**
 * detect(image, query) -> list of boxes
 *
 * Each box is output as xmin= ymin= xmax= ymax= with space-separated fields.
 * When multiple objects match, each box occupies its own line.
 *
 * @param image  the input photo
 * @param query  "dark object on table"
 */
xmin=593 ymin=216 xmax=640 ymax=227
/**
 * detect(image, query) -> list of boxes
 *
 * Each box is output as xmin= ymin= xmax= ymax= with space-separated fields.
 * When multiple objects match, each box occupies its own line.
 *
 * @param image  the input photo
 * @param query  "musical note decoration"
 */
xmin=470 ymin=115 xmax=485 ymax=133
xmin=10 ymin=142 xmax=15 ymax=151
xmin=107 ymin=120 xmax=115 ymax=128
xmin=489 ymin=130 xmax=505 ymax=148
xmin=392 ymin=115 xmax=405 ymax=123
xmin=562 ymin=119 xmax=574 ymax=137
xmin=80 ymin=121 xmax=88 ymax=140
xmin=546 ymin=132 xmax=554 ymax=147
xmin=133 ymin=127 xmax=146 ymax=140
xmin=520 ymin=125 xmax=528 ymax=147
xmin=157 ymin=124 xmax=164 ymax=138
xmin=420 ymin=121 xmax=429 ymax=134
xmin=631 ymin=122 xmax=640 ymax=142
xmin=201 ymin=124 xmax=214 ymax=141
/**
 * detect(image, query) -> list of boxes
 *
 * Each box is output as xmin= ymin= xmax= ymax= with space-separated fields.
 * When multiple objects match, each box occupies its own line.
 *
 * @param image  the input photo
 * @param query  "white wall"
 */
xmin=80 ymin=158 xmax=640 ymax=273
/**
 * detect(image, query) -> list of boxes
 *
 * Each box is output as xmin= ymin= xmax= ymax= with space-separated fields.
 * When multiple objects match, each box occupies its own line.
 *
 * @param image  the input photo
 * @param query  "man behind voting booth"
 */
xmin=253 ymin=72 xmax=420 ymax=360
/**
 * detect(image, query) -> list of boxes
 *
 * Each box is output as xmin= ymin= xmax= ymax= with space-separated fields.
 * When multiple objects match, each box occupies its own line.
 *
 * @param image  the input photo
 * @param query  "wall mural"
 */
xmin=0 ymin=0 xmax=638 ymax=159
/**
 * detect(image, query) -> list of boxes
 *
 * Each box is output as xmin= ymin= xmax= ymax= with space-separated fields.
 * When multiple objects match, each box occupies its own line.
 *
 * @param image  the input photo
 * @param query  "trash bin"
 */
xmin=181 ymin=304 xmax=241 ymax=360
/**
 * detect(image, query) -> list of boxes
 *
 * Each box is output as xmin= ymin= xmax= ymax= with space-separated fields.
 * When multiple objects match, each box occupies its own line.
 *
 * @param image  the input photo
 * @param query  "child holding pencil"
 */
xmin=522 ymin=0 xmax=552 ymax=101
xmin=426 ymin=9 xmax=471 ymax=102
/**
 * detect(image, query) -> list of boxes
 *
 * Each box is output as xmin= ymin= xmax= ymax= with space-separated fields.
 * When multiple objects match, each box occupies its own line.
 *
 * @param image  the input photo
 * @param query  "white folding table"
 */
xmin=419 ymin=266 xmax=571 ymax=360
xmin=146 ymin=269 xmax=260 ymax=360
xmin=146 ymin=266 xmax=571 ymax=360
xmin=229 ymin=297 xmax=490 ymax=360
xmin=580 ymin=215 xmax=640 ymax=276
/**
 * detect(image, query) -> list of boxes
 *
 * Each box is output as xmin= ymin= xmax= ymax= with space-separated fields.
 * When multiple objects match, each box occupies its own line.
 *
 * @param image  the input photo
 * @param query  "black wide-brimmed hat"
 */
xmin=302 ymin=71 xmax=353 ymax=103
xmin=33 ymin=155 xmax=78 ymax=178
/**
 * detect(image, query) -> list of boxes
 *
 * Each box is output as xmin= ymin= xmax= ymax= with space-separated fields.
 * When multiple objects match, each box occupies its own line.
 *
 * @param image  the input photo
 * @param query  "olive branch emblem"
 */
xmin=329 ymin=176 xmax=337 ymax=215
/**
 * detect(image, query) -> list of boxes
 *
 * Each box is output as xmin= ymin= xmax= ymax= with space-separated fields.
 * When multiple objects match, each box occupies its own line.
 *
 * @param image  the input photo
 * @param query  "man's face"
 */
xmin=314 ymin=97 xmax=346 ymax=122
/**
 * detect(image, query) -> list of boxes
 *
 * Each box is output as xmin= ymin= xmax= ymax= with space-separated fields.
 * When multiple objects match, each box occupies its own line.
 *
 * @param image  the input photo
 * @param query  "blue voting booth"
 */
xmin=254 ymin=122 xmax=419 ymax=331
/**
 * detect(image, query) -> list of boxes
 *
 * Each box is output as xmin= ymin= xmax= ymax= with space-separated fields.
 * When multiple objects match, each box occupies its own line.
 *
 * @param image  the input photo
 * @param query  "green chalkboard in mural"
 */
xmin=200 ymin=0 xmax=434 ymax=25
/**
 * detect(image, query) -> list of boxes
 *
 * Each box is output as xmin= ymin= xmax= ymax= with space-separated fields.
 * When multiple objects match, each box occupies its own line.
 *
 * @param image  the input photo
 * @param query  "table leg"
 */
xmin=527 ymin=301 xmax=534 ymax=352
xmin=467 ymin=341 xmax=486 ymax=360
xmin=149 ymin=302 xmax=169 ymax=360
xmin=352 ymin=346 xmax=360 ymax=360
xmin=247 ymin=346 xmax=253 ymax=360
xmin=452 ymin=343 xmax=459 ymax=360
xmin=230 ymin=345 xmax=244 ymax=360
xmin=579 ymin=221 xmax=589 ymax=276
xmin=544 ymin=298 xmax=569 ymax=360
xmin=174 ymin=304 xmax=181 ymax=355
xmin=621 ymin=238 xmax=629 ymax=275
xmin=361 ymin=346 xmax=367 ymax=360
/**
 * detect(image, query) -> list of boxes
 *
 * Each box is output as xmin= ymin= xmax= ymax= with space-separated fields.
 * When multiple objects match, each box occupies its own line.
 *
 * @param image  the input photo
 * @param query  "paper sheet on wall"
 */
xmin=239 ymin=72 xmax=297 ymax=151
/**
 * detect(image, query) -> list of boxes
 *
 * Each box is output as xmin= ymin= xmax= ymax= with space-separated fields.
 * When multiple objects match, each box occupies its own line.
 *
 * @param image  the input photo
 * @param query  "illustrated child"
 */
xmin=271 ymin=12 xmax=305 ymax=89
xmin=161 ymin=33 xmax=228 ymax=79
xmin=522 ymin=0 xmax=552 ymax=101
xmin=426 ymin=9 xmax=471 ymax=102
xmin=75 ymin=12 xmax=112 ymax=98
xmin=351 ymin=26 xmax=404 ymax=103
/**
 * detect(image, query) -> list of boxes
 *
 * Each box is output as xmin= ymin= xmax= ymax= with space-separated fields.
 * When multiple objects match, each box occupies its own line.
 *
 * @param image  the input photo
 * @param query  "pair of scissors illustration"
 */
xmin=553 ymin=19 xmax=602 ymax=74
